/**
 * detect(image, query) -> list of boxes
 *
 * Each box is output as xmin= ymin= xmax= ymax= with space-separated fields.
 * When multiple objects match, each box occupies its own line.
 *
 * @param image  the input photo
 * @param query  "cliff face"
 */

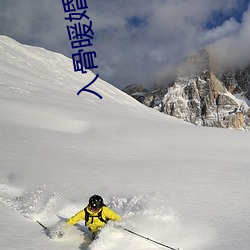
xmin=124 ymin=49 xmax=250 ymax=130
xmin=218 ymin=66 xmax=250 ymax=99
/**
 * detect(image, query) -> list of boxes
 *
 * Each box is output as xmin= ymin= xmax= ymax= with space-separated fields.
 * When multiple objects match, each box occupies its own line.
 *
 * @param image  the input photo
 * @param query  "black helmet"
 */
xmin=89 ymin=195 xmax=104 ymax=210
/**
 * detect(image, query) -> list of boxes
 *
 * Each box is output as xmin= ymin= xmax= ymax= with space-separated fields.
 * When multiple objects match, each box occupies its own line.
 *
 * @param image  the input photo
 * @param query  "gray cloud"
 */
xmin=0 ymin=0 xmax=70 ymax=54
xmin=209 ymin=6 xmax=250 ymax=69
xmin=0 ymin=0 xmax=249 ymax=89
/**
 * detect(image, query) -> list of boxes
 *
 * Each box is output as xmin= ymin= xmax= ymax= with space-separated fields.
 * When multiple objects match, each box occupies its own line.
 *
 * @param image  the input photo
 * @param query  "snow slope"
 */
xmin=0 ymin=35 xmax=250 ymax=250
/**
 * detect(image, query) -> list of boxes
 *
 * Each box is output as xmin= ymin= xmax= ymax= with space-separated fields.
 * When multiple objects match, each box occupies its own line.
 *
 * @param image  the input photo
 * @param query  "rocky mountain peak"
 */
xmin=123 ymin=49 xmax=250 ymax=130
xmin=177 ymin=49 xmax=210 ymax=78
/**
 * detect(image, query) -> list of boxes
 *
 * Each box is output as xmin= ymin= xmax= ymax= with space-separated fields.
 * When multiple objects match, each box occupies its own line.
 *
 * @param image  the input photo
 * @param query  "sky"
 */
xmin=0 ymin=0 xmax=249 ymax=89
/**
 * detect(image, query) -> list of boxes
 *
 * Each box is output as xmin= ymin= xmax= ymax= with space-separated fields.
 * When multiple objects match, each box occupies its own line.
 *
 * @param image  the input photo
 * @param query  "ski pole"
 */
xmin=37 ymin=220 xmax=48 ymax=231
xmin=122 ymin=227 xmax=180 ymax=250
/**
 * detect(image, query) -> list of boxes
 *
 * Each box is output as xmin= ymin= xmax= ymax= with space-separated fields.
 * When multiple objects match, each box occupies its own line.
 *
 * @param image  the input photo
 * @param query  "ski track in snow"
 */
xmin=0 ymin=99 xmax=91 ymax=134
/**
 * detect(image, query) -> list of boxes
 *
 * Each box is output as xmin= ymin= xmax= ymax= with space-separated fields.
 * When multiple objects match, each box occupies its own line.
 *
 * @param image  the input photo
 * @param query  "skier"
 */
xmin=66 ymin=194 xmax=122 ymax=239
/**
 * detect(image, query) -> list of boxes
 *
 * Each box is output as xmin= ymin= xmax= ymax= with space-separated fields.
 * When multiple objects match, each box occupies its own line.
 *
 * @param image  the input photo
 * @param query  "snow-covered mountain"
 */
xmin=1 ymin=36 xmax=250 ymax=250
xmin=124 ymin=49 xmax=250 ymax=130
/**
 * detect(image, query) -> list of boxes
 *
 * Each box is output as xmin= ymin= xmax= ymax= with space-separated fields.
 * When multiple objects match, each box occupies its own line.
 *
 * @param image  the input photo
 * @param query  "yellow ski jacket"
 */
xmin=67 ymin=206 xmax=121 ymax=233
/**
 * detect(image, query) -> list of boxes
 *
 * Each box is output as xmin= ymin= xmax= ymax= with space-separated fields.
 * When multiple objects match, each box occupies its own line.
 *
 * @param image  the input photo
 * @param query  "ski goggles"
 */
xmin=89 ymin=204 xmax=101 ymax=212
